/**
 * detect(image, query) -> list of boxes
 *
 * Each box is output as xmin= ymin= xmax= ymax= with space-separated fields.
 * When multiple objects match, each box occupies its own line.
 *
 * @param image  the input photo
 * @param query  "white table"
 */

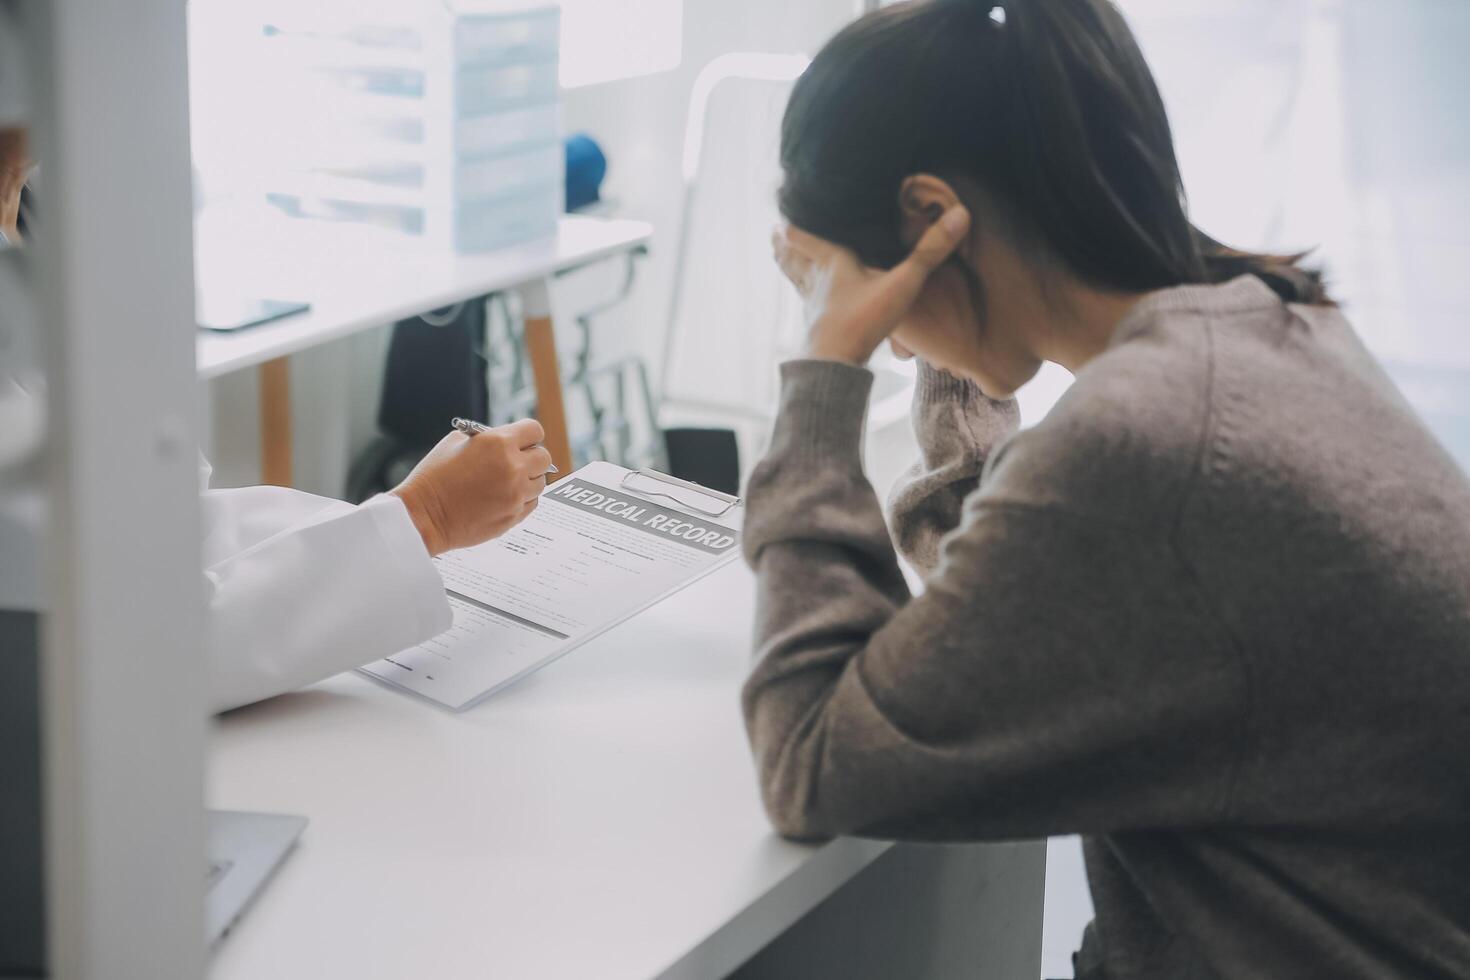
xmin=208 ymin=561 xmax=1047 ymax=980
xmin=195 ymin=213 xmax=654 ymax=484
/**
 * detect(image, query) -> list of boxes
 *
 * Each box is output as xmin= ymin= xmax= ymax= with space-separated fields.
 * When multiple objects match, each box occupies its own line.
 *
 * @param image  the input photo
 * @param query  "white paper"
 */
xmin=360 ymin=461 xmax=742 ymax=710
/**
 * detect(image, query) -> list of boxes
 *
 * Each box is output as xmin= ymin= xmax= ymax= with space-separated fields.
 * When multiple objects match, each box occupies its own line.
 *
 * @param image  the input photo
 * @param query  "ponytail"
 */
xmin=1193 ymin=228 xmax=1334 ymax=307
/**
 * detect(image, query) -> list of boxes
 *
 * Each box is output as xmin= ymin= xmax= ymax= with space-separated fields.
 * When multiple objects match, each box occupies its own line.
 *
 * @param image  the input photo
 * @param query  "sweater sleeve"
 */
xmin=888 ymin=362 xmax=1020 ymax=574
xmin=742 ymin=360 xmax=1244 ymax=842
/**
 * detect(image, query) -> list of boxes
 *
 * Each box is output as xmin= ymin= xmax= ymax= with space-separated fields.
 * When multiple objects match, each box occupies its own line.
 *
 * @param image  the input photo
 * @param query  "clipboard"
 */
xmin=619 ymin=468 xmax=741 ymax=518
xmin=359 ymin=461 xmax=744 ymax=711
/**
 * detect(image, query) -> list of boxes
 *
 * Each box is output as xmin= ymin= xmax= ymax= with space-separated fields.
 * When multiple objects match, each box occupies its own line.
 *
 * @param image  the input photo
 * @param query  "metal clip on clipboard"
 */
xmin=619 ymin=468 xmax=742 ymax=519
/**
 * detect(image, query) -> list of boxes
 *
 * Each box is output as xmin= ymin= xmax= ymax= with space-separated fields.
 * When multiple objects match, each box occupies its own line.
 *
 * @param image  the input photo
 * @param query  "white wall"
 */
xmin=1125 ymin=0 xmax=1470 ymax=463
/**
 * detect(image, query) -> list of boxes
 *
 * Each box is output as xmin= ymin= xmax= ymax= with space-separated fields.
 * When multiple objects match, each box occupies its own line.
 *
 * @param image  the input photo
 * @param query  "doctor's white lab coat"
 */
xmin=203 ymin=462 xmax=452 ymax=713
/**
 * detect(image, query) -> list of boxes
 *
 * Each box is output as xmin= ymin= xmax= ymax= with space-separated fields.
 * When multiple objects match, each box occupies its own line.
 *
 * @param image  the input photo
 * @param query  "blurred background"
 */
xmin=184 ymin=1 xmax=1470 ymax=975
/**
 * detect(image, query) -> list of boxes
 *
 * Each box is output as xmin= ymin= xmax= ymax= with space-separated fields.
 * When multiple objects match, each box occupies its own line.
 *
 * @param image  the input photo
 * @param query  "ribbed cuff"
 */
xmin=915 ymin=361 xmax=982 ymax=409
xmin=911 ymin=361 xmax=1022 ymax=457
xmin=771 ymin=359 xmax=876 ymax=465
xmin=361 ymin=494 xmax=453 ymax=640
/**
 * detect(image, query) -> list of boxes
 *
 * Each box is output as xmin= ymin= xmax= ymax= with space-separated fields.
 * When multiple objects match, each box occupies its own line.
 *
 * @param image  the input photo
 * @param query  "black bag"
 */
xmin=347 ymin=302 xmax=488 ymax=501
xmin=379 ymin=302 xmax=488 ymax=447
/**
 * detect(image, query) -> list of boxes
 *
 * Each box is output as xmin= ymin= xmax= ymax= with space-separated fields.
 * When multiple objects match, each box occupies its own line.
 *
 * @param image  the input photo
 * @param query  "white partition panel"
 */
xmin=32 ymin=0 xmax=206 ymax=976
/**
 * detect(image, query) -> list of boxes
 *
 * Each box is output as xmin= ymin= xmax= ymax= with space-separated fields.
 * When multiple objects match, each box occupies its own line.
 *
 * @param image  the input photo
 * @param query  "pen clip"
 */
xmin=452 ymin=417 xmax=491 ymax=436
xmin=619 ymin=469 xmax=741 ymax=518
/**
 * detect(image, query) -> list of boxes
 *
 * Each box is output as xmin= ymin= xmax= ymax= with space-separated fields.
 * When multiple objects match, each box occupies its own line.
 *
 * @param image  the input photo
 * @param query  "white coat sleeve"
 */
xmin=200 ymin=472 xmax=453 ymax=713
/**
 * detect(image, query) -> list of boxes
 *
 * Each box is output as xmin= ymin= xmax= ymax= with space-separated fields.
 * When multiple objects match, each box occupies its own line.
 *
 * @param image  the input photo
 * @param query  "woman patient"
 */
xmin=741 ymin=1 xmax=1470 ymax=977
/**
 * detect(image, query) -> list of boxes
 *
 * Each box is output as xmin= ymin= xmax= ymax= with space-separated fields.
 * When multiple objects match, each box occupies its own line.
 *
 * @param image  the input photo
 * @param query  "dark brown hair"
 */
xmin=779 ymin=0 xmax=1332 ymax=305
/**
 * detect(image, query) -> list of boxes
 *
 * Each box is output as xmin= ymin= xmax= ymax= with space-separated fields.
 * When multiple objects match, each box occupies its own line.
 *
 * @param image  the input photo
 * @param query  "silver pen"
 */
xmin=452 ymin=418 xmax=559 ymax=475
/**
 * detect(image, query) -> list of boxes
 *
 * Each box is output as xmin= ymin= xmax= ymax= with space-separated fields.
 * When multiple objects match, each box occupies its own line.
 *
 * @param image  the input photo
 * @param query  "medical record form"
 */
xmin=360 ymin=461 xmax=743 ymax=711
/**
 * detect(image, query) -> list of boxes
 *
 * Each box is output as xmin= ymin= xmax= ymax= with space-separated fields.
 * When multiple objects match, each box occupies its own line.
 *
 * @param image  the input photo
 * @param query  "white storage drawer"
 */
xmin=275 ymin=103 xmax=561 ymax=175
xmin=281 ymin=141 xmax=561 ymax=203
xmin=293 ymin=58 xmax=558 ymax=114
xmin=453 ymin=9 xmax=559 ymax=67
xmin=454 ymin=183 xmax=562 ymax=252
xmin=265 ymin=8 xmax=558 ymax=70
xmin=266 ymin=181 xmax=562 ymax=253
xmin=454 ymin=60 xmax=559 ymax=115
xmin=457 ymin=103 xmax=561 ymax=157
xmin=253 ymin=1 xmax=562 ymax=253
xmin=455 ymin=142 xmax=563 ymax=200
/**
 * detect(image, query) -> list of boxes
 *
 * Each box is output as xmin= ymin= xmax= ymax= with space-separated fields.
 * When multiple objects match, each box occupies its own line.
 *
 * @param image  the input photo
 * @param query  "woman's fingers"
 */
xmin=882 ymin=205 xmax=970 ymax=313
xmin=772 ymin=226 xmax=816 ymax=291
xmin=773 ymin=222 xmax=849 ymax=294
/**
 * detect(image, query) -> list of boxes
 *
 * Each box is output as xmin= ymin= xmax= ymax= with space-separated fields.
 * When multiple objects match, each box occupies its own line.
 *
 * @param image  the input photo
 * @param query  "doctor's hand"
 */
xmin=772 ymin=205 xmax=970 ymax=366
xmin=390 ymin=419 xmax=553 ymax=558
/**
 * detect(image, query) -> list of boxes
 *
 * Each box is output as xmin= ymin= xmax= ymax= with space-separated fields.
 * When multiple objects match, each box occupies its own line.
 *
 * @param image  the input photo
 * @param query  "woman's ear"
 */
xmin=898 ymin=174 xmax=963 ymax=251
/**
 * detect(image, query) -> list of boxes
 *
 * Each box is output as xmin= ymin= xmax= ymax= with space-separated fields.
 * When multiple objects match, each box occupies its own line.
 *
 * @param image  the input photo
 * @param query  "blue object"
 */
xmin=565 ymin=134 xmax=608 ymax=212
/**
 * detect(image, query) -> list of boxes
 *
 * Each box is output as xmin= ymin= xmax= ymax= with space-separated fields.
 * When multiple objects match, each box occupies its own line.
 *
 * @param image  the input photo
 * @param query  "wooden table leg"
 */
xmin=519 ymin=279 xmax=573 ymax=480
xmin=259 ymin=356 xmax=293 ymax=487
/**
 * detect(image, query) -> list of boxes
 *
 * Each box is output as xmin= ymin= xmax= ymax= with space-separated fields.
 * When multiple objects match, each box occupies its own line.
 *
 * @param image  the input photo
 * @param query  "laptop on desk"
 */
xmin=1 ymin=615 xmax=303 ymax=969
xmin=207 ymin=810 xmax=308 ymax=946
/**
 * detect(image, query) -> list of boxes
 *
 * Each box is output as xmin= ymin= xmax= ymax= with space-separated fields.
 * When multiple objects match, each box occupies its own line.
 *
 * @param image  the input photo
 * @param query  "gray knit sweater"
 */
xmin=741 ymin=276 xmax=1470 ymax=978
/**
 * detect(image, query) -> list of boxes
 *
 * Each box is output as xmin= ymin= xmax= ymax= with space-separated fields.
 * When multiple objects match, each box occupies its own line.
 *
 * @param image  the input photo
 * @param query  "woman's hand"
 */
xmin=772 ymin=205 xmax=971 ymax=366
xmin=390 ymin=419 xmax=554 ymax=557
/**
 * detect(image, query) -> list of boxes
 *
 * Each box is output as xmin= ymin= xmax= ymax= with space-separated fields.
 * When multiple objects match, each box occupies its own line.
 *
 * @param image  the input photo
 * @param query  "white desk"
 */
xmin=208 ymin=561 xmax=1046 ymax=980
xmin=195 ymin=213 xmax=653 ymax=483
